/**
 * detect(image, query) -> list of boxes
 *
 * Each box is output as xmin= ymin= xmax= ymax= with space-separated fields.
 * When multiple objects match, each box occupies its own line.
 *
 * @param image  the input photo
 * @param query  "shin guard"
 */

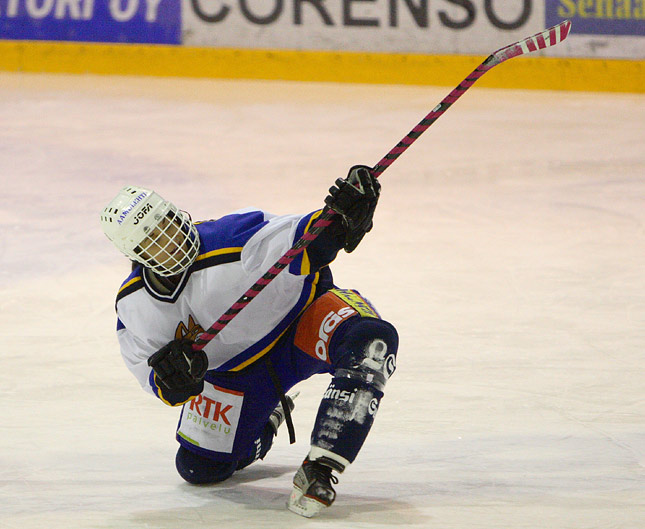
xmin=311 ymin=318 xmax=398 ymax=465
xmin=311 ymin=374 xmax=383 ymax=464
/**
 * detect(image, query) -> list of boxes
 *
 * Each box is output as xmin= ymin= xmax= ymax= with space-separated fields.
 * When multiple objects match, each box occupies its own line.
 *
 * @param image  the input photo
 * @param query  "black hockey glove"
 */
xmin=324 ymin=165 xmax=381 ymax=253
xmin=147 ymin=339 xmax=208 ymax=392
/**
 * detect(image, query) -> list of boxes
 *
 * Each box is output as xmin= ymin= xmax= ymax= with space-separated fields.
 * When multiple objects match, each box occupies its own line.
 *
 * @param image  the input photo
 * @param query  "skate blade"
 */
xmin=286 ymin=487 xmax=326 ymax=518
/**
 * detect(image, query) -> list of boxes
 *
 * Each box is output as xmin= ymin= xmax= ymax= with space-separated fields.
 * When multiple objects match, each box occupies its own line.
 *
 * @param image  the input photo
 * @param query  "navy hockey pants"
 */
xmin=175 ymin=288 xmax=398 ymax=485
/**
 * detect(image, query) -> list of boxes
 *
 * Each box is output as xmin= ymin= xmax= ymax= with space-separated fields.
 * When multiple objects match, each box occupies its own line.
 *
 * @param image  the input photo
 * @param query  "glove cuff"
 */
xmin=154 ymin=373 xmax=205 ymax=406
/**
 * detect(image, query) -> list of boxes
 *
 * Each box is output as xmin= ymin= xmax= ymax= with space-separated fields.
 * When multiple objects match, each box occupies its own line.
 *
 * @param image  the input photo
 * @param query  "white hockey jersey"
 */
xmin=115 ymin=208 xmax=325 ymax=396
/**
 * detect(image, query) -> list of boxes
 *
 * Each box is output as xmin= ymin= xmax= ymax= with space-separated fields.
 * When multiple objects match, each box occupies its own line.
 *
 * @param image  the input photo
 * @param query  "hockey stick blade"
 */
xmin=488 ymin=19 xmax=572 ymax=67
xmin=193 ymin=20 xmax=572 ymax=351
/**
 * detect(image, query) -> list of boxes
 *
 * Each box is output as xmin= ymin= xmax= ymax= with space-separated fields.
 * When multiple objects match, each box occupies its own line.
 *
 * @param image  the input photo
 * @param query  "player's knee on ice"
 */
xmin=175 ymin=423 xmax=275 ymax=484
xmin=176 ymin=446 xmax=237 ymax=484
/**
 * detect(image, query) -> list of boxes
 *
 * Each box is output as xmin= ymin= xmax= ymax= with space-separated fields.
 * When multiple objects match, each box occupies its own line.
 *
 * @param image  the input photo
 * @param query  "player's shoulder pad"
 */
xmin=192 ymin=210 xmax=270 ymax=271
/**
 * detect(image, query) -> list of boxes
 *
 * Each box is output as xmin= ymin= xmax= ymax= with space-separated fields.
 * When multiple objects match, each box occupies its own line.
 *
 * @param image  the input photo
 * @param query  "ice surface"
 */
xmin=0 ymin=73 xmax=643 ymax=528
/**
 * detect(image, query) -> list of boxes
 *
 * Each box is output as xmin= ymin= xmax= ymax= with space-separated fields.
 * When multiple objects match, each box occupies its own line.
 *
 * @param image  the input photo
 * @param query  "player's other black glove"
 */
xmin=324 ymin=165 xmax=381 ymax=253
xmin=147 ymin=339 xmax=208 ymax=392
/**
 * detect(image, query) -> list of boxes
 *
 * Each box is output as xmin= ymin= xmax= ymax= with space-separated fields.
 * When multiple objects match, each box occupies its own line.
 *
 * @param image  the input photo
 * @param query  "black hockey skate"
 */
xmin=268 ymin=392 xmax=298 ymax=435
xmin=287 ymin=457 xmax=341 ymax=518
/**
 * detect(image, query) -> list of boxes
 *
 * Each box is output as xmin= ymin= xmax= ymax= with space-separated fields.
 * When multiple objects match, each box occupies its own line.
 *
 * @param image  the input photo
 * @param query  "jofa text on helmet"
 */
xmin=132 ymin=203 xmax=154 ymax=225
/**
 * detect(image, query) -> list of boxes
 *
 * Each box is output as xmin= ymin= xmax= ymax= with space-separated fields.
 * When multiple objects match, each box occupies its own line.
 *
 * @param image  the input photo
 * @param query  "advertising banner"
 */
xmin=544 ymin=0 xmax=644 ymax=58
xmin=183 ymin=0 xmax=546 ymax=56
xmin=0 ymin=1 xmax=642 ymax=59
xmin=183 ymin=0 xmax=644 ymax=59
xmin=546 ymin=0 xmax=644 ymax=36
xmin=0 ymin=0 xmax=180 ymax=44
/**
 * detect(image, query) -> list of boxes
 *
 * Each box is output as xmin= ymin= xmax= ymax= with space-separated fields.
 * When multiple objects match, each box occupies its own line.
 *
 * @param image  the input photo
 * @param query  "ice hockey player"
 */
xmin=100 ymin=166 xmax=398 ymax=517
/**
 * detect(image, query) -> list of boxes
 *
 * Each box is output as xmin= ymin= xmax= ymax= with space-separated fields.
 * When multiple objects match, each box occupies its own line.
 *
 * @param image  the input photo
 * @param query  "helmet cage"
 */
xmin=133 ymin=206 xmax=200 ymax=277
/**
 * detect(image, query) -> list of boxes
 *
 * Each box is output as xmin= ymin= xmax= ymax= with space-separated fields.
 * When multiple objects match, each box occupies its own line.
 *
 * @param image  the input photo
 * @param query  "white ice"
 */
xmin=0 ymin=73 xmax=643 ymax=529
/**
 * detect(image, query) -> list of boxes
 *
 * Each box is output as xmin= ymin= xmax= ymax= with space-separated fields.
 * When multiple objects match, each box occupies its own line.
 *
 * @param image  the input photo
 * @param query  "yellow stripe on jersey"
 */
xmin=299 ymin=209 xmax=324 ymax=276
xmin=195 ymin=247 xmax=244 ymax=262
xmin=118 ymin=276 xmax=142 ymax=295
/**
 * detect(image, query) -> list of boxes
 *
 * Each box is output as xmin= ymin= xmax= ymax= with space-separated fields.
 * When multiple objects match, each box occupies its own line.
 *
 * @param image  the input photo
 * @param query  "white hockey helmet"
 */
xmin=100 ymin=185 xmax=200 ymax=276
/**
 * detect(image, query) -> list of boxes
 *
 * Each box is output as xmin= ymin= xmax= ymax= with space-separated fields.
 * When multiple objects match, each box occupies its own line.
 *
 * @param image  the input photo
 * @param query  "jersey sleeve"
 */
xmin=117 ymin=318 xmax=200 ymax=406
xmin=298 ymin=210 xmax=346 ymax=271
xmin=116 ymin=318 xmax=157 ymax=395
xmin=241 ymin=210 xmax=343 ymax=276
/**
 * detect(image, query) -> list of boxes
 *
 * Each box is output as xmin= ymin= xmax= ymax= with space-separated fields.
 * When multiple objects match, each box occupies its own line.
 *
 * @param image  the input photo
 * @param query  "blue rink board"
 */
xmin=0 ymin=0 xmax=180 ymax=44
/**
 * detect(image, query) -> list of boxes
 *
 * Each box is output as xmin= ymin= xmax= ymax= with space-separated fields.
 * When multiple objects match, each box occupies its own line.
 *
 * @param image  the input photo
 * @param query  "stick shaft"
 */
xmin=373 ymin=19 xmax=571 ymax=177
xmin=372 ymin=57 xmax=494 ymax=177
xmin=194 ymin=20 xmax=572 ymax=350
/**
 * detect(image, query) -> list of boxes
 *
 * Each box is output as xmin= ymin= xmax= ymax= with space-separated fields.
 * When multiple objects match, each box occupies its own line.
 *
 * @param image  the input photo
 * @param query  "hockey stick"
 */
xmin=193 ymin=19 xmax=572 ymax=351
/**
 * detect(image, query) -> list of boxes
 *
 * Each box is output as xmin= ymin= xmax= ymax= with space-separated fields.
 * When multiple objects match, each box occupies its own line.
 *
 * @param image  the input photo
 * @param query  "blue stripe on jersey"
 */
xmin=117 ymin=318 xmax=125 ymax=331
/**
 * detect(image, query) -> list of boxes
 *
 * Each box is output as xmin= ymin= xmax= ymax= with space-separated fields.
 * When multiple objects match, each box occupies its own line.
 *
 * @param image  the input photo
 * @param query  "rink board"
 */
xmin=0 ymin=40 xmax=643 ymax=93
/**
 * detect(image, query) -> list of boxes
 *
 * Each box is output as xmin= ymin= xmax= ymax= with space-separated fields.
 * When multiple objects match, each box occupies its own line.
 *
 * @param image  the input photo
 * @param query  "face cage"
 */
xmin=133 ymin=208 xmax=200 ymax=277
